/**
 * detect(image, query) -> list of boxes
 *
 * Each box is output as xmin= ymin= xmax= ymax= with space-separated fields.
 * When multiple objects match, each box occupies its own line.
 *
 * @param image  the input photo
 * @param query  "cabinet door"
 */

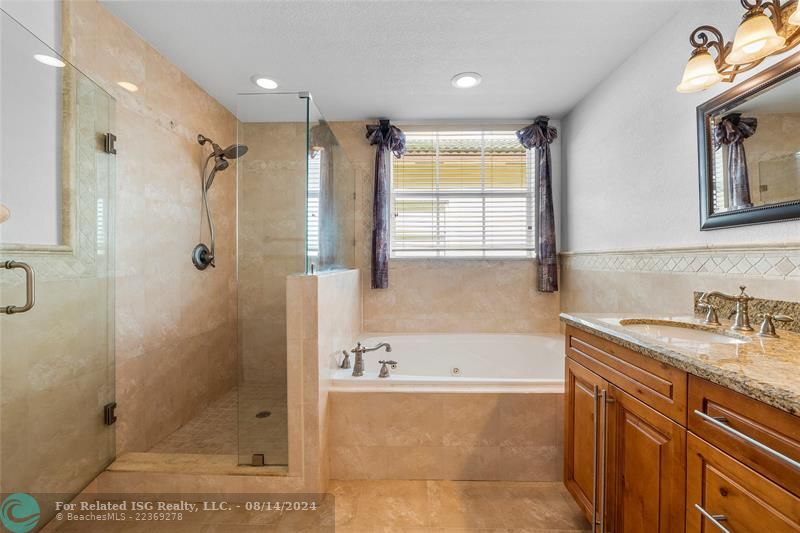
xmin=687 ymin=433 xmax=800 ymax=533
xmin=565 ymin=357 xmax=607 ymax=527
xmin=605 ymin=385 xmax=686 ymax=533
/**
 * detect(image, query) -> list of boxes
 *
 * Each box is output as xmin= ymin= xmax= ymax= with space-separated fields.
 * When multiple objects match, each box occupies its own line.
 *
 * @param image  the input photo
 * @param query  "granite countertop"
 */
xmin=560 ymin=312 xmax=800 ymax=416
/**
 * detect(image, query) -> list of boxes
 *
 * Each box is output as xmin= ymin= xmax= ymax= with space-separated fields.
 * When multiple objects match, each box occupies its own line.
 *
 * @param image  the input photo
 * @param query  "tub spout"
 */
xmin=350 ymin=342 xmax=392 ymax=377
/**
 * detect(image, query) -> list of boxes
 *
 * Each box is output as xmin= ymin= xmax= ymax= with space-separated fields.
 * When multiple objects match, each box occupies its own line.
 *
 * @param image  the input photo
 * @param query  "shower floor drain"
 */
xmin=255 ymin=411 xmax=272 ymax=418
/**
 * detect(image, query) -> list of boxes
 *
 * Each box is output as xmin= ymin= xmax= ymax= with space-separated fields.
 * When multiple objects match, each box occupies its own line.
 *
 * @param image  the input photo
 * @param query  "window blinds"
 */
xmin=391 ymin=131 xmax=535 ymax=258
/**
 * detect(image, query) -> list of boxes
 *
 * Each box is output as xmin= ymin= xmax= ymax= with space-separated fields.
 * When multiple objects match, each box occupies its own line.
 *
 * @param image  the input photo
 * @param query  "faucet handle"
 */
xmin=739 ymin=286 xmax=753 ymax=300
xmin=757 ymin=313 xmax=794 ymax=338
xmin=378 ymin=360 xmax=397 ymax=379
xmin=350 ymin=342 xmax=363 ymax=354
xmin=340 ymin=350 xmax=351 ymax=369
xmin=698 ymin=302 xmax=721 ymax=326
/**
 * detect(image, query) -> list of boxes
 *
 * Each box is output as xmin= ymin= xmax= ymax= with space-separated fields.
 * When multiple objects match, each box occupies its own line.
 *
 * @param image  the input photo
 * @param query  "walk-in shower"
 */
xmin=192 ymin=134 xmax=248 ymax=270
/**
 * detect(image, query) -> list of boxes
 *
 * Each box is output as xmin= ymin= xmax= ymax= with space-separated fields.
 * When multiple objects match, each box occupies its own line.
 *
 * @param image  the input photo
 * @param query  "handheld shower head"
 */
xmin=193 ymin=133 xmax=250 ymax=271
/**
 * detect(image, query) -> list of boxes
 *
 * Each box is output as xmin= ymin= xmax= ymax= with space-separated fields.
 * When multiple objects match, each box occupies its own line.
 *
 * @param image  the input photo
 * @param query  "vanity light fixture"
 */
xmin=451 ymin=72 xmax=482 ymax=89
xmin=677 ymin=0 xmax=800 ymax=93
xmin=251 ymin=76 xmax=278 ymax=90
xmin=791 ymin=1 xmax=800 ymax=24
xmin=33 ymin=54 xmax=65 ymax=68
xmin=117 ymin=81 xmax=139 ymax=92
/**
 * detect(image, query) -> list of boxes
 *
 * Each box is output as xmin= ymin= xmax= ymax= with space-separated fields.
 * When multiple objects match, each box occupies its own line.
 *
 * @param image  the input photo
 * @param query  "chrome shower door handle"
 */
xmin=1 ymin=260 xmax=35 ymax=314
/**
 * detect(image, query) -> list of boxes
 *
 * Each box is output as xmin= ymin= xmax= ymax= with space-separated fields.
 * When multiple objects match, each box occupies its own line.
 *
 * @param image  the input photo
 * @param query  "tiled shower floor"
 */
xmin=148 ymin=385 xmax=288 ymax=465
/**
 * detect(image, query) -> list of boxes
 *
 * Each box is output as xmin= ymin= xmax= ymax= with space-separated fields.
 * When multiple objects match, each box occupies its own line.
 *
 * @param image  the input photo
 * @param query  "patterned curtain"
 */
xmin=714 ymin=113 xmax=757 ymax=210
xmin=366 ymin=120 xmax=406 ymax=289
xmin=517 ymin=116 xmax=558 ymax=293
xmin=309 ymin=122 xmax=338 ymax=269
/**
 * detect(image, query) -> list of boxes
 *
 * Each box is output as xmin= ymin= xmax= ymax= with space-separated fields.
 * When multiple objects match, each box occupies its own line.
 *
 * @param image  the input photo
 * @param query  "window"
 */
xmin=307 ymin=151 xmax=321 ymax=258
xmin=391 ymin=130 xmax=535 ymax=258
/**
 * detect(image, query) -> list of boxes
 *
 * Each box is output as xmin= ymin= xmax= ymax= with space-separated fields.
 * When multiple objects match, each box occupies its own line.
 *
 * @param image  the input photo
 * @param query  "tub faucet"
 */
xmin=350 ymin=341 xmax=392 ymax=377
xmin=699 ymin=286 xmax=754 ymax=332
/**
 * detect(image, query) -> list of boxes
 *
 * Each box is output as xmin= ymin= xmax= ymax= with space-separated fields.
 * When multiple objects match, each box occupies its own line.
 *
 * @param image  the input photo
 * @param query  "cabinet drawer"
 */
xmin=689 ymin=376 xmax=800 ymax=497
xmin=687 ymin=433 xmax=800 ymax=532
xmin=566 ymin=325 xmax=688 ymax=425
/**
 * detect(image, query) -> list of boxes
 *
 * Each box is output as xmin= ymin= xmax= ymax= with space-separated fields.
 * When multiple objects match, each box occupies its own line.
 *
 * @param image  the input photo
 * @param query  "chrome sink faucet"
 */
xmin=698 ymin=286 xmax=754 ymax=332
xmin=349 ymin=341 xmax=392 ymax=377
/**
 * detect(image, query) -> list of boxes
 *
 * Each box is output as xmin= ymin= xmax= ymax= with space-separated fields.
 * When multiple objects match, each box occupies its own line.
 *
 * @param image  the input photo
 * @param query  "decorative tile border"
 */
xmin=561 ymin=245 xmax=800 ymax=280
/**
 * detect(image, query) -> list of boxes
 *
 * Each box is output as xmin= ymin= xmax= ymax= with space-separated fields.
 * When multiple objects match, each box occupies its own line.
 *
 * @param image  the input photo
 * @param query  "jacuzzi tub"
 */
xmin=330 ymin=333 xmax=565 ymax=393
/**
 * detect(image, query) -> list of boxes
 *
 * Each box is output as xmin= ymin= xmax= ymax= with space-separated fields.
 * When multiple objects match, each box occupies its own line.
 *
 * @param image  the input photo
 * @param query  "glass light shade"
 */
xmin=676 ymin=51 xmax=723 ymax=93
xmin=725 ymin=12 xmax=785 ymax=65
xmin=790 ymin=3 xmax=800 ymax=26
xmin=0 ymin=203 xmax=9 ymax=224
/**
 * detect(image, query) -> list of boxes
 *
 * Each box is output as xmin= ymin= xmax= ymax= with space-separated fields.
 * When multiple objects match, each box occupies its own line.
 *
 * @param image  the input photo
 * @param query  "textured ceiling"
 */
xmin=102 ymin=0 xmax=685 ymax=122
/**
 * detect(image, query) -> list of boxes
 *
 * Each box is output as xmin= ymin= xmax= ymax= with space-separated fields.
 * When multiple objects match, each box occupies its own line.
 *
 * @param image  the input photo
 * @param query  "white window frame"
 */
xmin=390 ymin=128 xmax=537 ymax=260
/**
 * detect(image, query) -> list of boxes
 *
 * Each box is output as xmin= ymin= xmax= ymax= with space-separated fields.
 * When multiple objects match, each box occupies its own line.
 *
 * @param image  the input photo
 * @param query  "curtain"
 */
xmin=517 ymin=116 xmax=558 ymax=293
xmin=366 ymin=120 xmax=406 ymax=289
xmin=309 ymin=122 xmax=338 ymax=269
xmin=714 ymin=113 xmax=757 ymax=210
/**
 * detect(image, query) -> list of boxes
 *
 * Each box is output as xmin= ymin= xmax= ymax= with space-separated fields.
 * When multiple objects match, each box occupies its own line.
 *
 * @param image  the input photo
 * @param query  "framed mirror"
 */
xmin=698 ymin=52 xmax=800 ymax=229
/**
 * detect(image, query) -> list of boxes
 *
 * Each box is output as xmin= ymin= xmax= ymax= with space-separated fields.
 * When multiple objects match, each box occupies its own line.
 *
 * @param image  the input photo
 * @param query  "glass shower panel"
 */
xmin=236 ymin=93 xmax=310 ymax=466
xmin=307 ymin=101 xmax=356 ymax=273
xmin=0 ymin=9 xmax=116 ymax=523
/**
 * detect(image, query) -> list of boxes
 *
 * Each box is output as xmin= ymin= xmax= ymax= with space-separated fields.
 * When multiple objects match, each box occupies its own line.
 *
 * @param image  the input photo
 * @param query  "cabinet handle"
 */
xmin=694 ymin=503 xmax=730 ymax=533
xmin=599 ymin=388 xmax=609 ymax=533
xmin=1 ymin=260 xmax=35 ymax=314
xmin=591 ymin=385 xmax=598 ymax=531
xmin=694 ymin=409 xmax=800 ymax=471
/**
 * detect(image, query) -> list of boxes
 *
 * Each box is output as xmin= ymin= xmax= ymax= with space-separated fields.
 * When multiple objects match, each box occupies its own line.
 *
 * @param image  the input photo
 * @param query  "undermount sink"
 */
xmin=619 ymin=321 xmax=748 ymax=346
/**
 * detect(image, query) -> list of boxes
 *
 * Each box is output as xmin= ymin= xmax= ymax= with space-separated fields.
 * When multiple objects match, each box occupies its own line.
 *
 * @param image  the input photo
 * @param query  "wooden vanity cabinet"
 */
xmin=605 ymin=385 xmax=686 ymax=533
xmin=564 ymin=330 xmax=686 ymax=533
xmin=564 ymin=324 xmax=800 ymax=533
xmin=564 ymin=357 xmax=607 ymax=524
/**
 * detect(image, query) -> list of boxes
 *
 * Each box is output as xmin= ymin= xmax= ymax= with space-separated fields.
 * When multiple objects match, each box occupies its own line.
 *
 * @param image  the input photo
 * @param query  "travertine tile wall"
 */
xmin=328 ymin=392 xmax=563 ymax=481
xmin=63 ymin=0 xmax=238 ymax=452
xmin=329 ymin=122 xmax=561 ymax=334
xmin=286 ymin=269 xmax=361 ymax=490
xmin=238 ymin=122 xmax=307 ymax=390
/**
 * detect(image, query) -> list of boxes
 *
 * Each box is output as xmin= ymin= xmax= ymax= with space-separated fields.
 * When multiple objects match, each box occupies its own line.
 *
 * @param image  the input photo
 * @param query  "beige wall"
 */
xmin=330 ymin=121 xmax=560 ymax=334
xmin=63 ymin=0 xmax=238 ymax=453
xmin=287 ymin=270 xmax=361 ymax=491
xmin=239 ymin=122 xmax=307 ymax=390
xmin=329 ymin=392 xmax=562 ymax=481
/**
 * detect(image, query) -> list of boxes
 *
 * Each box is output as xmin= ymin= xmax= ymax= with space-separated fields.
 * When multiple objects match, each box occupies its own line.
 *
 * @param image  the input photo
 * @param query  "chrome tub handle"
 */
xmin=694 ymin=503 xmax=730 ymax=533
xmin=694 ymin=409 xmax=800 ymax=471
xmin=1 ymin=260 xmax=35 ymax=314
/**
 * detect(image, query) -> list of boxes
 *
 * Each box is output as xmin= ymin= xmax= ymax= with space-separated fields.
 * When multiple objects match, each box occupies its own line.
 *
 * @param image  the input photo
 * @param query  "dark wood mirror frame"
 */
xmin=698 ymin=52 xmax=800 ymax=230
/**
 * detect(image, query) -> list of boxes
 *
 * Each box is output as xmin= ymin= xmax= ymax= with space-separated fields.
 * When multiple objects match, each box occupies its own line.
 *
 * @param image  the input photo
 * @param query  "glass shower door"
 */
xmin=0 ymin=10 xmax=116 ymax=525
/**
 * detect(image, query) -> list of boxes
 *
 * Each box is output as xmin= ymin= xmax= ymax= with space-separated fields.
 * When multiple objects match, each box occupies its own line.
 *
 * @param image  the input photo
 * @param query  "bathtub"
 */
xmin=330 ymin=333 xmax=565 ymax=393
xmin=328 ymin=333 xmax=566 ymax=481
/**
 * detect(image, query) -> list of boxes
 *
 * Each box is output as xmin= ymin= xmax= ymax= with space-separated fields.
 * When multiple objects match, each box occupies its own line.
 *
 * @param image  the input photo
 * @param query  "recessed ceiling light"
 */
xmin=33 ymin=54 xmax=65 ymax=68
xmin=451 ymin=72 xmax=482 ymax=89
xmin=251 ymin=76 xmax=279 ymax=90
xmin=117 ymin=81 xmax=139 ymax=92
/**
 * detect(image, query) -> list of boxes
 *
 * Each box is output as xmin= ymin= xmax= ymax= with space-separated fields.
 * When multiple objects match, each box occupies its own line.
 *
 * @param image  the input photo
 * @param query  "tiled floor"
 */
xmin=49 ymin=480 xmax=590 ymax=532
xmin=148 ymin=385 xmax=288 ymax=465
xmin=330 ymin=480 xmax=590 ymax=532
